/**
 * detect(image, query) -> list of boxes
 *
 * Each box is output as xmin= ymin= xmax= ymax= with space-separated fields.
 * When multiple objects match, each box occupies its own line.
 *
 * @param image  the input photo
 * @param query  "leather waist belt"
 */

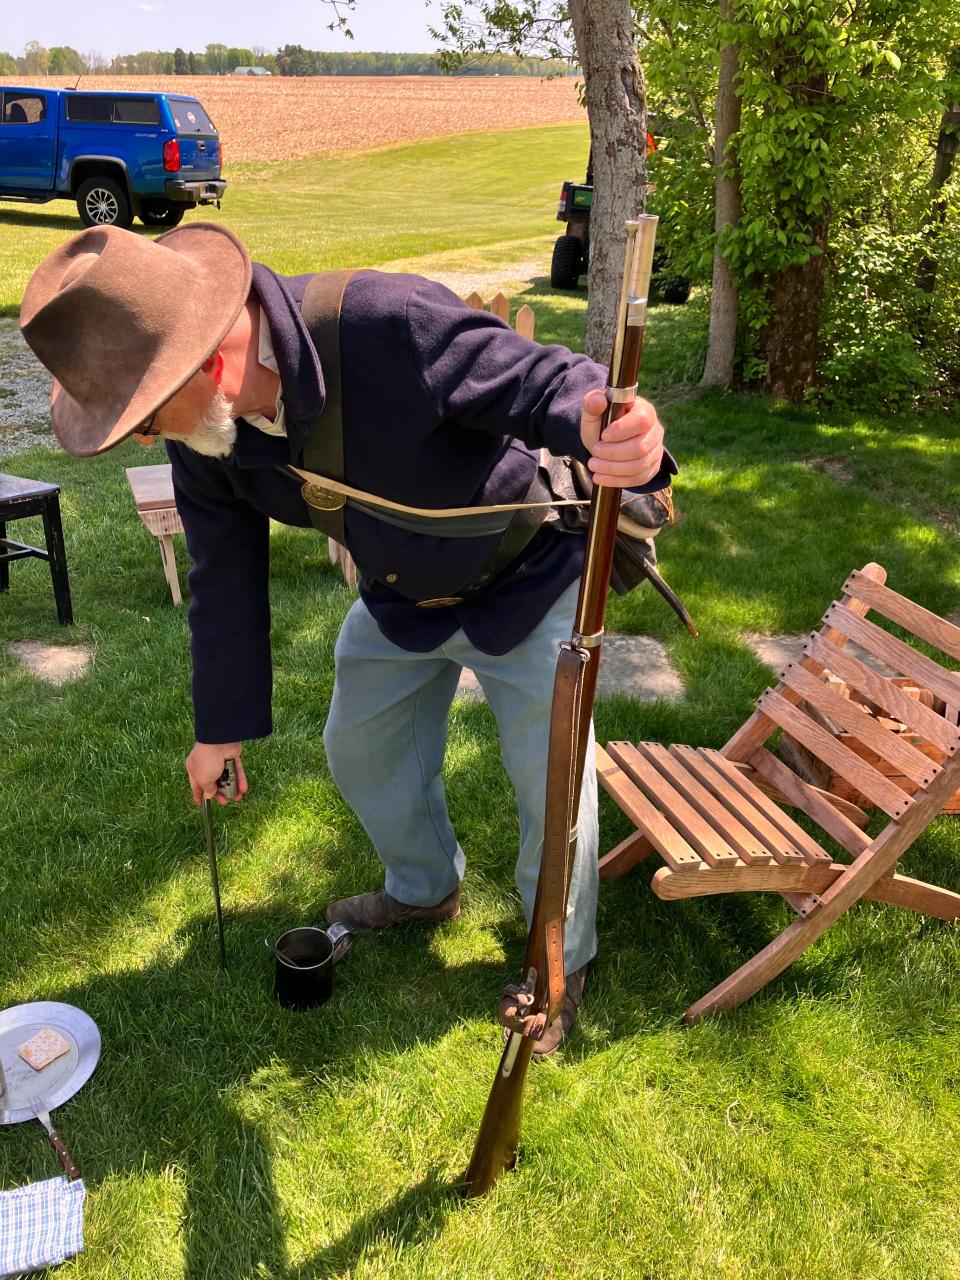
xmin=289 ymin=464 xmax=666 ymax=541
xmin=289 ymin=464 xmax=584 ymax=536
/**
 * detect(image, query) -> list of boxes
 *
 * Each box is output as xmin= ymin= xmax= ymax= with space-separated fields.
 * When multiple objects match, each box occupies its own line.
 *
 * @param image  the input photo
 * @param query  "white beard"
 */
xmin=163 ymin=389 xmax=237 ymax=458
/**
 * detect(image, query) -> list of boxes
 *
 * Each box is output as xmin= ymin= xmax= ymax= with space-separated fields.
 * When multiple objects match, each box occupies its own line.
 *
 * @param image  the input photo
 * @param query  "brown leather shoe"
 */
xmin=501 ymin=964 xmax=588 ymax=1057
xmin=325 ymin=886 xmax=461 ymax=932
xmin=533 ymin=964 xmax=588 ymax=1056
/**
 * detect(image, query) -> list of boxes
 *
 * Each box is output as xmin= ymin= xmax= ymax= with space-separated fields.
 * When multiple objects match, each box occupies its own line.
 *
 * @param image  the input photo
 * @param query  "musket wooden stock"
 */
xmin=462 ymin=217 xmax=659 ymax=1198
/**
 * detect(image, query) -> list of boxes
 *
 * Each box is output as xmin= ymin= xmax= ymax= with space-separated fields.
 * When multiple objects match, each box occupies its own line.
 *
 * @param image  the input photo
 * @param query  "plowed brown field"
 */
xmin=43 ymin=75 xmax=584 ymax=162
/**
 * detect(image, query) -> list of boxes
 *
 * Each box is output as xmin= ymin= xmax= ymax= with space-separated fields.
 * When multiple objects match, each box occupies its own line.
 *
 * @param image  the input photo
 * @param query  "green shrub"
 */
xmin=817 ymin=226 xmax=939 ymax=410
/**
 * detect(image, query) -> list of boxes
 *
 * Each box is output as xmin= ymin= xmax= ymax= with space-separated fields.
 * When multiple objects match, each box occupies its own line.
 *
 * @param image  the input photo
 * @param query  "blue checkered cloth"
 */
xmin=0 ymin=1177 xmax=85 ymax=1277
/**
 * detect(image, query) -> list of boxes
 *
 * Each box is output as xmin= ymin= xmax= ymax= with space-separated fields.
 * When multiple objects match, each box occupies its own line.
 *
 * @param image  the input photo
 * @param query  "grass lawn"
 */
xmin=0 ymin=124 xmax=591 ymax=314
xmin=2 ymin=125 xmax=960 ymax=1279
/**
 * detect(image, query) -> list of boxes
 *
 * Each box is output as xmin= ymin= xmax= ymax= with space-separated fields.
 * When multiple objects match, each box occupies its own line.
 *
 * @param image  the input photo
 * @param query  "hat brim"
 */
xmin=48 ymin=223 xmax=252 ymax=457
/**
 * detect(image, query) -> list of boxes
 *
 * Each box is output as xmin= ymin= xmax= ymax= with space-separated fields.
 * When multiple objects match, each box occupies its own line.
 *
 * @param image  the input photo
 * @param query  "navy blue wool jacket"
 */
xmin=168 ymin=264 xmax=677 ymax=744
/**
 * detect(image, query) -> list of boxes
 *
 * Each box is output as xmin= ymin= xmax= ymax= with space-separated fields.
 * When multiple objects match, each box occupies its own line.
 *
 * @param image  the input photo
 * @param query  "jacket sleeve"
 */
xmin=167 ymin=442 xmax=273 ymax=743
xmin=405 ymin=278 xmax=677 ymax=493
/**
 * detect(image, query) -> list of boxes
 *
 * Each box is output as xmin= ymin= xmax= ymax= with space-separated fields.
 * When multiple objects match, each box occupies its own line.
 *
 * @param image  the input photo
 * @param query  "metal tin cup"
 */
xmin=269 ymin=923 xmax=352 ymax=1011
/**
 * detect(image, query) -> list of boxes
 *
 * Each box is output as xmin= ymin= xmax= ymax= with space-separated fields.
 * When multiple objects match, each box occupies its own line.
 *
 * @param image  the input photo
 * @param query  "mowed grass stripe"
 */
xmin=0 ymin=123 xmax=590 ymax=313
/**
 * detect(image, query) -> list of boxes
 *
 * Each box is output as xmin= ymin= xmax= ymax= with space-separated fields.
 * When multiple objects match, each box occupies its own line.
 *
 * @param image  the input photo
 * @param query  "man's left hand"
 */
xmin=580 ymin=390 xmax=664 ymax=489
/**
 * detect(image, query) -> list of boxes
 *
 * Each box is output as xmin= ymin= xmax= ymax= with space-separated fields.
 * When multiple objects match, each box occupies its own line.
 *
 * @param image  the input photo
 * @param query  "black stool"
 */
xmin=0 ymin=473 xmax=73 ymax=625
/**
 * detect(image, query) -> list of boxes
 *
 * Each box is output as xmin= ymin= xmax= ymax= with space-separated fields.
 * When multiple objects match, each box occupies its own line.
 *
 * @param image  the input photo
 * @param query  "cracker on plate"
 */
xmin=18 ymin=1027 xmax=71 ymax=1071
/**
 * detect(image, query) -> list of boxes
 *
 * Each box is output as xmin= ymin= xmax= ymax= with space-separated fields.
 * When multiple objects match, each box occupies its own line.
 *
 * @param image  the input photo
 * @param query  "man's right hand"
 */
xmin=186 ymin=741 xmax=248 ymax=806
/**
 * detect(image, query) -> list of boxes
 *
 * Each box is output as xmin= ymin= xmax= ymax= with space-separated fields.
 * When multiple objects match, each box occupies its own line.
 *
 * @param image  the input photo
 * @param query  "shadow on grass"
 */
xmin=294 ymin=1168 xmax=458 ymax=1279
xmin=1 ymin=907 xmax=506 ymax=1279
xmin=0 ymin=207 xmax=85 ymax=234
xmin=0 ymin=208 xmax=157 ymax=235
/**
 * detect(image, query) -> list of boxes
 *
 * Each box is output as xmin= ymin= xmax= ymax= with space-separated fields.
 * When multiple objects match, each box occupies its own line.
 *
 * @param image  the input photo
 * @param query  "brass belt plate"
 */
xmin=301 ymin=481 xmax=346 ymax=512
xmin=416 ymin=596 xmax=465 ymax=609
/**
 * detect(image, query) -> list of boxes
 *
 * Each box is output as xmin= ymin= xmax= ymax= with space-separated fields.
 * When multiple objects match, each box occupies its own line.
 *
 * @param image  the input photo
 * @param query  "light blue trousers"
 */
xmin=322 ymin=579 xmax=599 ymax=975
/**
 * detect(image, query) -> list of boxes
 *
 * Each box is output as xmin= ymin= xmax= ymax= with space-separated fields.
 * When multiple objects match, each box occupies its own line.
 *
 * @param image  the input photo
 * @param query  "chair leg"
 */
xmin=0 ymin=521 xmax=7 ymax=592
xmin=867 ymin=872 xmax=960 ymax=921
xmin=598 ymin=830 xmax=656 ymax=882
xmin=41 ymin=495 xmax=73 ymax=625
xmin=683 ymin=910 xmax=838 ymax=1024
xmin=684 ymin=755 xmax=960 ymax=1023
xmin=682 ymin=868 xmax=960 ymax=1024
xmin=158 ymin=534 xmax=182 ymax=605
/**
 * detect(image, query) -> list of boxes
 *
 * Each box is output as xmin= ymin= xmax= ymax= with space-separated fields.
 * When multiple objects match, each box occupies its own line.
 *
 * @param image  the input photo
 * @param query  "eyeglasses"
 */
xmin=136 ymin=408 xmax=162 ymax=438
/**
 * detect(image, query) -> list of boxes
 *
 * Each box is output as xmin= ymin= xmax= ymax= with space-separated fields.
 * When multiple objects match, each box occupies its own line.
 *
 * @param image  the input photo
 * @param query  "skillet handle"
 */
xmin=47 ymin=1127 xmax=81 ymax=1181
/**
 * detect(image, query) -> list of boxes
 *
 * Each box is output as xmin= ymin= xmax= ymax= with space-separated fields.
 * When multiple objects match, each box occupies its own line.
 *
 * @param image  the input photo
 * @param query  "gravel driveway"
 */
xmin=0 ymin=318 xmax=55 ymax=458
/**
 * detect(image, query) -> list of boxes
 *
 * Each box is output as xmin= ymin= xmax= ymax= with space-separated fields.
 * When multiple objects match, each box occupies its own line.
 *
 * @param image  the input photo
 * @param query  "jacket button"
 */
xmin=385 ymin=572 xmax=399 ymax=584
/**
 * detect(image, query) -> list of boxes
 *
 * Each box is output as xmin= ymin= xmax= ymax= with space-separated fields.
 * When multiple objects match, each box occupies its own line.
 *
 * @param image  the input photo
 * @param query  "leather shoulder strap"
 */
xmin=296 ymin=269 xmax=357 ymax=541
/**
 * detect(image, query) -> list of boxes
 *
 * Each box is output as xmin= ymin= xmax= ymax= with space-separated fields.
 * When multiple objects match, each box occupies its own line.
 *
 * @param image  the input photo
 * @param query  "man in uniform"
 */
xmin=21 ymin=223 xmax=674 ymax=1052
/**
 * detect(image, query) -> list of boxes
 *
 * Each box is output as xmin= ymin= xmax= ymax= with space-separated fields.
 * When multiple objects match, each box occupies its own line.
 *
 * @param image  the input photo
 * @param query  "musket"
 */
xmin=462 ymin=216 xmax=660 ymax=1197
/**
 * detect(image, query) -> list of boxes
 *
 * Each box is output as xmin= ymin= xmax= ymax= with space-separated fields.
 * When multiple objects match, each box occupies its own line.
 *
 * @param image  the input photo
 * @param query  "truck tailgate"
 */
xmin=168 ymin=100 xmax=221 ymax=178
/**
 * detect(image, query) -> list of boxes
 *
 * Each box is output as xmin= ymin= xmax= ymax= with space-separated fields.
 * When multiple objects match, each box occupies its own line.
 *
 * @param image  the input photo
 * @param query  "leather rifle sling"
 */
xmin=540 ymin=642 xmax=588 ymax=1024
xmin=295 ymin=269 xmax=358 ymax=545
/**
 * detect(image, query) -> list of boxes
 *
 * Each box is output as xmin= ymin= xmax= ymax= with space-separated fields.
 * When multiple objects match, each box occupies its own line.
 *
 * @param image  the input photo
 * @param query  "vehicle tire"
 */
xmin=139 ymin=201 xmax=186 ymax=229
xmin=550 ymin=234 xmax=583 ymax=289
xmin=76 ymin=176 xmax=132 ymax=229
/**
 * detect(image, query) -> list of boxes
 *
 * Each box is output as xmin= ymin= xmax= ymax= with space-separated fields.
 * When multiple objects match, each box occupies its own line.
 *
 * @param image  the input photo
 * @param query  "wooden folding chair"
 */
xmin=597 ymin=563 xmax=960 ymax=1024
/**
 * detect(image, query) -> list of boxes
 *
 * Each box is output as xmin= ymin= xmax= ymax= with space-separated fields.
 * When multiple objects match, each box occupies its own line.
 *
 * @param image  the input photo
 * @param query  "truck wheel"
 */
xmin=550 ymin=235 xmax=583 ymax=290
xmin=77 ymin=176 xmax=132 ymax=229
xmin=140 ymin=201 xmax=185 ymax=229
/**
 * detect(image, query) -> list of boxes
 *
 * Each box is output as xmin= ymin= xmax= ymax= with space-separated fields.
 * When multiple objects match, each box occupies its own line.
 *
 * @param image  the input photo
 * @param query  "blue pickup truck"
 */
xmin=0 ymin=85 xmax=226 ymax=229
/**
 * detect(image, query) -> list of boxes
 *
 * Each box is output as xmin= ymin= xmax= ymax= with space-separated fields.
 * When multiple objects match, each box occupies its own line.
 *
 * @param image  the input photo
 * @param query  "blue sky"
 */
xmin=4 ymin=0 xmax=439 ymax=60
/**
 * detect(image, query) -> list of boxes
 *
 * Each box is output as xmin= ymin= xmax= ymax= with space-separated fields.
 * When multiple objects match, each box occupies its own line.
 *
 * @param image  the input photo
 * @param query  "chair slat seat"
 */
xmin=609 ymin=743 xmax=740 ymax=867
xmin=596 ymin=746 xmax=700 ymax=872
xmin=697 ymin=749 xmax=834 ymax=865
xmin=673 ymin=746 xmax=813 ymax=864
xmin=655 ymin=745 xmax=774 ymax=864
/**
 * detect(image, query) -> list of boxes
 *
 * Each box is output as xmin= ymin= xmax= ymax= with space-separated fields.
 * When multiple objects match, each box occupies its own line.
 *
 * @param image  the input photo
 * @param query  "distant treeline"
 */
xmin=0 ymin=41 xmax=573 ymax=78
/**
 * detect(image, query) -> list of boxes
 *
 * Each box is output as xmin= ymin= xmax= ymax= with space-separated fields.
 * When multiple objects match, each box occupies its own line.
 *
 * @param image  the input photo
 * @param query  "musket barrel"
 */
xmin=575 ymin=215 xmax=658 ymax=641
xmin=462 ymin=215 xmax=660 ymax=1199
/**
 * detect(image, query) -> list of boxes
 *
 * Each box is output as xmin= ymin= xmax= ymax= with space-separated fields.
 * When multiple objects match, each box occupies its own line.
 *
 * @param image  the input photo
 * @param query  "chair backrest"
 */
xmin=723 ymin=563 xmax=960 ymax=854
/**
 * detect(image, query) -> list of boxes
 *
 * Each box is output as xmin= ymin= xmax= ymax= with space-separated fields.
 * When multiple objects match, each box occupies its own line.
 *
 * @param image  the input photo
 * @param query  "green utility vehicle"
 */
xmin=551 ymin=147 xmax=691 ymax=303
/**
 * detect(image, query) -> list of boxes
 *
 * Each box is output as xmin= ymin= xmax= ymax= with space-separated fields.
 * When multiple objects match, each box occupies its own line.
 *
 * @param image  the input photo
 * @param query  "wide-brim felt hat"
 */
xmin=20 ymin=222 xmax=252 ymax=456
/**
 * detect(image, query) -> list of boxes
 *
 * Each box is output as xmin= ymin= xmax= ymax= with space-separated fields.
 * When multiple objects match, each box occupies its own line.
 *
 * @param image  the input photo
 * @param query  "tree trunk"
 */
xmin=763 ymin=69 xmax=829 ymax=403
xmin=916 ymin=78 xmax=960 ymax=305
xmin=568 ymin=0 xmax=648 ymax=364
xmin=700 ymin=0 xmax=742 ymax=390
xmin=764 ymin=219 xmax=828 ymax=401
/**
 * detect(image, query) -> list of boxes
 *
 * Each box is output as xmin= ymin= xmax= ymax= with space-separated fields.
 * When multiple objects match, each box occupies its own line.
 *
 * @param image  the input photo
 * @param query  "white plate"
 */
xmin=0 ymin=1002 xmax=101 ymax=1124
